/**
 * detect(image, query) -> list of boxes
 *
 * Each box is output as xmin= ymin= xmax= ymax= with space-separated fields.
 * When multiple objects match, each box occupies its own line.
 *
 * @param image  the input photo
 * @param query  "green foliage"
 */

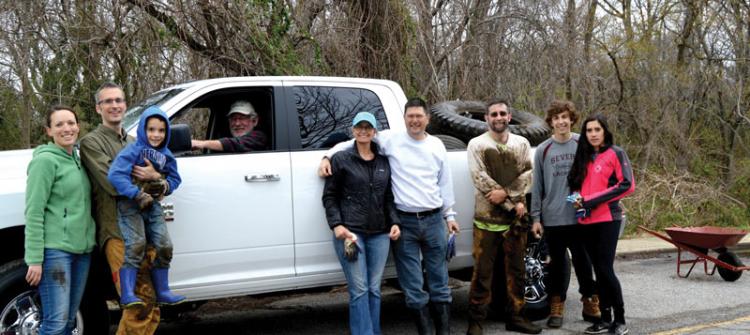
xmin=243 ymin=1 xmax=308 ymax=75
xmin=27 ymin=51 xmax=92 ymax=147
xmin=0 ymin=2 xmax=745 ymax=233
xmin=695 ymin=201 xmax=749 ymax=229
xmin=728 ymin=158 xmax=750 ymax=223
xmin=0 ymin=83 xmax=22 ymax=150
xmin=627 ymin=166 xmax=750 ymax=238
xmin=628 ymin=196 xmax=750 ymax=235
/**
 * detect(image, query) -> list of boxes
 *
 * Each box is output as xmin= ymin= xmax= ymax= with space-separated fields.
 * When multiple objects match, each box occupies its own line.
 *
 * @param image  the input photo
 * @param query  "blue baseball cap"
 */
xmin=352 ymin=112 xmax=377 ymax=128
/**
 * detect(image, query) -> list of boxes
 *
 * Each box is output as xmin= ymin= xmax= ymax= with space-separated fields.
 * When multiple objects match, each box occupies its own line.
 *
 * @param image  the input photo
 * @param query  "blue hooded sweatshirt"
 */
xmin=108 ymin=106 xmax=181 ymax=199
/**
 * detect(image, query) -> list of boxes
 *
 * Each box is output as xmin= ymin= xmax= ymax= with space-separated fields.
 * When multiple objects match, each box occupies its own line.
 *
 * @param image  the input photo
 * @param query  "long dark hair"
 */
xmin=567 ymin=114 xmax=614 ymax=191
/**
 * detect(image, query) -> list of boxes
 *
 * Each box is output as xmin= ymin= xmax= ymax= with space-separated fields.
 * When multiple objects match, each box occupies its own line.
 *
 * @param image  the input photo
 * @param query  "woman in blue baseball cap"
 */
xmin=322 ymin=112 xmax=401 ymax=335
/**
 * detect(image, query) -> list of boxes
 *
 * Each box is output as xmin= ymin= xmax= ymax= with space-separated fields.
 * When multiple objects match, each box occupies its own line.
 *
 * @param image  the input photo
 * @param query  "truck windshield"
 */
xmin=122 ymin=88 xmax=185 ymax=131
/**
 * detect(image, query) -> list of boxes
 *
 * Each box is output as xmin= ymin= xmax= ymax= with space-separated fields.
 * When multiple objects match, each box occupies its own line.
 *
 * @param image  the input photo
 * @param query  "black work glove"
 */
xmin=135 ymin=192 xmax=154 ymax=210
xmin=142 ymin=179 xmax=168 ymax=198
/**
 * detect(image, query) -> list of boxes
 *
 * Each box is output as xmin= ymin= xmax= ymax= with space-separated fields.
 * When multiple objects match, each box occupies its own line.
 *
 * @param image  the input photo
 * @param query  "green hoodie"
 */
xmin=24 ymin=143 xmax=96 ymax=265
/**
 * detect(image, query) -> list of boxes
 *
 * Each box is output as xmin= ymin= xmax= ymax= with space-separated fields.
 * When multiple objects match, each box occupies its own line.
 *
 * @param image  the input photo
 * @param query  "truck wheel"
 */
xmin=717 ymin=252 xmax=743 ymax=282
xmin=524 ymin=252 xmax=570 ymax=321
xmin=0 ymin=259 xmax=109 ymax=334
xmin=430 ymin=101 xmax=550 ymax=146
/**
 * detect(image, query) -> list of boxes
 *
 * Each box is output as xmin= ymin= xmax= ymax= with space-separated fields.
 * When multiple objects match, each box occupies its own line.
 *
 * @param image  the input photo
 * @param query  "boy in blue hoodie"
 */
xmin=107 ymin=106 xmax=185 ymax=307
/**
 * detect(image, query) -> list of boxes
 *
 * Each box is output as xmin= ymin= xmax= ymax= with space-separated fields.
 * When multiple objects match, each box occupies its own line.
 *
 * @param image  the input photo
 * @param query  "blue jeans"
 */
xmin=393 ymin=212 xmax=451 ymax=309
xmin=117 ymin=199 xmax=173 ymax=269
xmin=38 ymin=248 xmax=91 ymax=335
xmin=333 ymin=232 xmax=390 ymax=335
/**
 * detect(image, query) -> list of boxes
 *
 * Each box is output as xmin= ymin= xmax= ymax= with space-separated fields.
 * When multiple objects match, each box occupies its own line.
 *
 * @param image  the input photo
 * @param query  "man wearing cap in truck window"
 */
xmin=191 ymin=100 xmax=268 ymax=152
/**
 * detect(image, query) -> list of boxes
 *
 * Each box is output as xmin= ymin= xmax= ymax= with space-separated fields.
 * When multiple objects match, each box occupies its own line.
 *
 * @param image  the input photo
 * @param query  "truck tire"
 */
xmin=430 ymin=101 xmax=550 ymax=146
xmin=0 ymin=259 xmax=110 ymax=334
xmin=433 ymin=134 xmax=467 ymax=150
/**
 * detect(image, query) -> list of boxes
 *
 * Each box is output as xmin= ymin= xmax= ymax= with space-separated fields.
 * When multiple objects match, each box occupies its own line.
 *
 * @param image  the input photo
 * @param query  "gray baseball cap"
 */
xmin=227 ymin=101 xmax=257 ymax=118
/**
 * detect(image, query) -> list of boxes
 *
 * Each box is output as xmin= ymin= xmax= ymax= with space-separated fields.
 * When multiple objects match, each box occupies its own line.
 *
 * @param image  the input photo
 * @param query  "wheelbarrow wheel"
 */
xmin=717 ymin=252 xmax=744 ymax=282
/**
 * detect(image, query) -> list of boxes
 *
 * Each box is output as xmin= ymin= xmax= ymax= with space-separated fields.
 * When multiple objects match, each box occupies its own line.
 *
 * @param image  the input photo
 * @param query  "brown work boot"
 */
xmin=466 ymin=319 xmax=483 ymax=335
xmin=581 ymin=294 xmax=602 ymax=323
xmin=547 ymin=295 xmax=564 ymax=328
xmin=506 ymin=315 xmax=542 ymax=334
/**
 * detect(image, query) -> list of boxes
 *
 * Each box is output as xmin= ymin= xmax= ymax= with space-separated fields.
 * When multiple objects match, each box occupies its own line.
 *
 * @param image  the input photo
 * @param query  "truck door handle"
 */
xmin=245 ymin=174 xmax=281 ymax=182
xmin=161 ymin=203 xmax=175 ymax=221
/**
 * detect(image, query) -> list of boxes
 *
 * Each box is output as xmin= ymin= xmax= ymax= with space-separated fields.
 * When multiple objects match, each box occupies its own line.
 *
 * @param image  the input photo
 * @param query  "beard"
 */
xmin=489 ymin=120 xmax=508 ymax=133
xmin=231 ymin=127 xmax=250 ymax=137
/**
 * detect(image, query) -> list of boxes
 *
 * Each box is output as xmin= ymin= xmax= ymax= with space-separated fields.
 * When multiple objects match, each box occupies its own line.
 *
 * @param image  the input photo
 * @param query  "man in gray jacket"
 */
xmin=530 ymin=100 xmax=600 ymax=329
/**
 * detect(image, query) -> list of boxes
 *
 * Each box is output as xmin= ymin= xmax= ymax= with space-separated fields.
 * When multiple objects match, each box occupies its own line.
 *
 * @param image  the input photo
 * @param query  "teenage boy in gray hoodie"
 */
xmin=530 ymin=100 xmax=600 ymax=329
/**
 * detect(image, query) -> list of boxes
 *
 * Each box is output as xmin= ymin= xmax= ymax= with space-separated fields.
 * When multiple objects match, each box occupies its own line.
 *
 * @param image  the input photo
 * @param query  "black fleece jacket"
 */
xmin=322 ymin=142 xmax=400 ymax=234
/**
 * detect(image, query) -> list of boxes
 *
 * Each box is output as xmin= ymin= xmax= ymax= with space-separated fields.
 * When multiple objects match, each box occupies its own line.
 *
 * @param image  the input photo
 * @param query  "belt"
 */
xmin=396 ymin=208 xmax=442 ymax=219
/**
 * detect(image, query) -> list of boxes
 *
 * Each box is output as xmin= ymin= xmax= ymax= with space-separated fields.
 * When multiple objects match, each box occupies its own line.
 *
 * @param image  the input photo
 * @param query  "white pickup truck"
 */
xmin=0 ymin=77 xmax=484 ymax=333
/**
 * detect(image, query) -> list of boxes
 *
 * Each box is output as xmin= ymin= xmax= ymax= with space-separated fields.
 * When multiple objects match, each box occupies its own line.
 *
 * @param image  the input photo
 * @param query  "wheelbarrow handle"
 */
xmin=637 ymin=225 xmax=674 ymax=243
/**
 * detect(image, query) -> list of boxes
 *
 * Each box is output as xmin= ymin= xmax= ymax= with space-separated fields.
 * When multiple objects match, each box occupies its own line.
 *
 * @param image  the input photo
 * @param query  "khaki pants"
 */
xmin=105 ymin=239 xmax=160 ymax=335
xmin=468 ymin=223 xmax=528 ymax=321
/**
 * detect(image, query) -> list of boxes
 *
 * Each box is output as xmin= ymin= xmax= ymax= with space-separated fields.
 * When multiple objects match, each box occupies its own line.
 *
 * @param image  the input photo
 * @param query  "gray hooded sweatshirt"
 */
xmin=530 ymin=133 xmax=579 ymax=227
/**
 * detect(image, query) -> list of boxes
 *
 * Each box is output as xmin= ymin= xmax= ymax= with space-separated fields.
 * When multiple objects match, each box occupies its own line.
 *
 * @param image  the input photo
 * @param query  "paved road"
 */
xmin=150 ymin=252 xmax=750 ymax=334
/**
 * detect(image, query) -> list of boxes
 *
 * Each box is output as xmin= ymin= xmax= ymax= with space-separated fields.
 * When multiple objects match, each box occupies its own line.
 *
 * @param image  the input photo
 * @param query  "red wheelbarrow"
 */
xmin=637 ymin=225 xmax=750 ymax=281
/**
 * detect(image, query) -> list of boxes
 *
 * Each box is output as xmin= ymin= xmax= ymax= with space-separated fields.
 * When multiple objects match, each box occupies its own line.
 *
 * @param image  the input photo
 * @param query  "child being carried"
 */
xmin=108 ymin=106 xmax=185 ymax=307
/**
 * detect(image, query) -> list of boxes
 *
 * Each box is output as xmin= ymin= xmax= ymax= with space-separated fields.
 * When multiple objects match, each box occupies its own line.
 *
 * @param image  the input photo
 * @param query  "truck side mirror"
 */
xmin=168 ymin=123 xmax=192 ymax=155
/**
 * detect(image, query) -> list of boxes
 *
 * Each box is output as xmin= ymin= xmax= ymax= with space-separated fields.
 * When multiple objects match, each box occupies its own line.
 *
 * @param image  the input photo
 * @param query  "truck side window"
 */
xmin=171 ymin=107 xmax=211 ymax=142
xmin=294 ymin=86 xmax=389 ymax=149
xmin=171 ymin=88 xmax=275 ymax=154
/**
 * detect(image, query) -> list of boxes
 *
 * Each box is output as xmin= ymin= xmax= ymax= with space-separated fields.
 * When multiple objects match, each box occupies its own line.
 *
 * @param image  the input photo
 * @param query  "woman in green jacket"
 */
xmin=24 ymin=105 xmax=96 ymax=335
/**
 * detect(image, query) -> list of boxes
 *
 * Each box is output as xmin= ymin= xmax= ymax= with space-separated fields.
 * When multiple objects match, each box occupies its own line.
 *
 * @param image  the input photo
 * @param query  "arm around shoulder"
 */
xmin=318 ymin=140 xmax=353 ymax=177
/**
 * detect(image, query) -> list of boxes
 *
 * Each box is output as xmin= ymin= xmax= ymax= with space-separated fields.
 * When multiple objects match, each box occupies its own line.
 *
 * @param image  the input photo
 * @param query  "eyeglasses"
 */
xmin=353 ymin=125 xmax=374 ymax=132
xmin=97 ymin=98 xmax=126 ymax=105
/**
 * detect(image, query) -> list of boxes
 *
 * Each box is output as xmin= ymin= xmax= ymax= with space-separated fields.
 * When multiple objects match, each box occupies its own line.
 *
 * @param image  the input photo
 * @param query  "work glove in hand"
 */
xmin=143 ymin=179 xmax=168 ymax=198
xmin=566 ymin=192 xmax=583 ymax=209
xmin=446 ymin=232 xmax=457 ymax=261
xmin=343 ymin=234 xmax=360 ymax=262
xmin=575 ymin=208 xmax=591 ymax=219
xmin=135 ymin=192 xmax=154 ymax=210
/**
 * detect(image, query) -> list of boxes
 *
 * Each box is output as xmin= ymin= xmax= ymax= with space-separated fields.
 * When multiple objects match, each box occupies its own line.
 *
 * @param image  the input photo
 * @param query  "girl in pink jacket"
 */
xmin=568 ymin=114 xmax=634 ymax=335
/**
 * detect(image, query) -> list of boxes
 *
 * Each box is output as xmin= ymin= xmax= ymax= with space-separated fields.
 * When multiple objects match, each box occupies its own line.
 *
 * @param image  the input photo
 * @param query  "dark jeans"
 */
xmin=581 ymin=220 xmax=625 ymax=323
xmin=545 ymin=225 xmax=596 ymax=300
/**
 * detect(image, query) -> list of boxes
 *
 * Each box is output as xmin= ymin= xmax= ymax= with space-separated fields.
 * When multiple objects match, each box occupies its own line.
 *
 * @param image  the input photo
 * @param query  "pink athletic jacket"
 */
xmin=579 ymin=146 xmax=635 ymax=225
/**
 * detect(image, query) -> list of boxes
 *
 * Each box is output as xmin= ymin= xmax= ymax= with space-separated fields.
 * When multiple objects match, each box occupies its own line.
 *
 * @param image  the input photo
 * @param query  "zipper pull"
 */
xmin=64 ymin=208 xmax=68 ymax=218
